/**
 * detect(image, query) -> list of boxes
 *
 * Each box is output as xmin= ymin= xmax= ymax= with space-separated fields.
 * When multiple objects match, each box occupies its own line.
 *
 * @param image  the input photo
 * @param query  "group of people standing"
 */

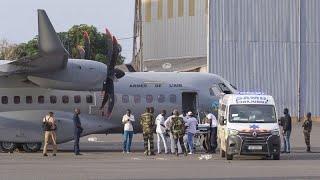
xmin=42 ymin=108 xmax=83 ymax=156
xmin=122 ymin=107 xmax=218 ymax=156
xmin=280 ymin=108 xmax=313 ymax=153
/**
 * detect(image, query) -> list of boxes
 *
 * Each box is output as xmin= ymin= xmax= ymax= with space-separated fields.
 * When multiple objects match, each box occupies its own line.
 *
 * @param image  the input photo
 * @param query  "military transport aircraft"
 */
xmin=0 ymin=10 xmax=237 ymax=153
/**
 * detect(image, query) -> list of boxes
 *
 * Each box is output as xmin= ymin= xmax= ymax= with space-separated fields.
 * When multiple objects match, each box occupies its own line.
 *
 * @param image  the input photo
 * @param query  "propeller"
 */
xmin=100 ymin=30 xmax=125 ymax=119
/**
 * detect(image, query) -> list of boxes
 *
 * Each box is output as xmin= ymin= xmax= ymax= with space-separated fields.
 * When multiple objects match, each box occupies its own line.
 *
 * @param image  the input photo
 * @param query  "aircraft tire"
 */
xmin=0 ymin=142 xmax=17 ymax=153
xmin=22 ymin=142 xmax=42 ymax=153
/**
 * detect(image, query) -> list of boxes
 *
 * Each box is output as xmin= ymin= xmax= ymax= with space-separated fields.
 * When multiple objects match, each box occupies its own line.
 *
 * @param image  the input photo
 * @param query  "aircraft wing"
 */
xmin=0 ymin=9 xmax=68 ymax=76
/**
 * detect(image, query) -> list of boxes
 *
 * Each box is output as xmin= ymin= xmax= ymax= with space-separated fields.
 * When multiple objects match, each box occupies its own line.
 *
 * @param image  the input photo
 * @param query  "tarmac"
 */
xmin=1 ymin=123 xmax=320 ymax=180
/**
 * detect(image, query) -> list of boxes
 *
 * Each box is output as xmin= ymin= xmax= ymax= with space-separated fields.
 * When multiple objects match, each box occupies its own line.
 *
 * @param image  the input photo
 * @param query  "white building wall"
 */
xmin=141 ymin=0 xmax=208 ymax=60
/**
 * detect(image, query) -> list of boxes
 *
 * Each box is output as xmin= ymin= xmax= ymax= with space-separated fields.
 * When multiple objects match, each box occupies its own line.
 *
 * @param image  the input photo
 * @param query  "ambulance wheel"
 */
xmin=273 ymin=154 xmax=280 ymax=160
xmin=226 ymin=153 xmax=233 ymax=160
xmin=220 ymin=148 xmax=225 ymax=158
xmin=0 ymin=142 xmax=17 ymax=153
xmin=22 ymin=142 xmax=42 ymax=153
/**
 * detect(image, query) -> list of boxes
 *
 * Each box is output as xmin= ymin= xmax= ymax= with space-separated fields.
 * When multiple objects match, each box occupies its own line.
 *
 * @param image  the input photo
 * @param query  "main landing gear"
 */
xmin=0 ymin=142 xmax=42 ymax=153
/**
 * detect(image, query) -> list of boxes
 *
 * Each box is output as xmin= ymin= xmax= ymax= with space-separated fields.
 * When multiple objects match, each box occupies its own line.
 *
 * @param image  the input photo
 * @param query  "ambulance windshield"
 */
xmin=229 ymin=104 xmax=276 ymax=123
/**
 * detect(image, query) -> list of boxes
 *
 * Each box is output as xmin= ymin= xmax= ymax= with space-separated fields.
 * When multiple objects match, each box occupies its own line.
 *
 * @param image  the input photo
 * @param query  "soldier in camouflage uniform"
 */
xmin=202 ymin=117 xmax=211 ymax=153
xmin=140 ymin=107 xmax=155 ymax=155
xmin=170 ymin=110 xmax=187 ymax=156
xmin=302 ymin=112 xmax=312 ymax=152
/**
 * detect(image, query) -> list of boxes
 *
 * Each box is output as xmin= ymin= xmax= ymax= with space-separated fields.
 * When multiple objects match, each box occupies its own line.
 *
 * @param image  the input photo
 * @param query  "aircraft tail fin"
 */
xmin=37 ymin=9 xmax=68 ymax=57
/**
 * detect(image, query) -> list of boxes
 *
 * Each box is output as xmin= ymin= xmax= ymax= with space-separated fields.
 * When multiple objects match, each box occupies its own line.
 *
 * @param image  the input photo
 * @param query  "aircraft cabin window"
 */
xmin=219 ymin=83 xmax=232 ymax=94
xmin=86 ymin=95 xmax=93 ymax=103
xmin=169 ymin=94 xmax=176 ymax=103
xmin=50 ymin=96 xmax=57 ymax=104
xmin=62 ymin=96 xmax=69 ymax=104
xmin=122 ymin=95 xmax=129 ymax=103
xmin=38 ymin=96 xmax=45 ymax=104
xmin=14 ymin=96 xmax=20 ymax=104
xmin=26 ymin=96 xmax=32 ymax=104
xmin=1 ymin=96 xmax=8 ymax=104
xmin=210 ymin=85 xmax=222 ymax=96
xmin=146 ymin=95 xmax=153 ymax=103
xmin=158 ymin=94 xmax=165 ymax=103
xmin=134 ymin=95 xmax=141 ymax=104
xmin=74 ymin=95 xmax=81 ymax=103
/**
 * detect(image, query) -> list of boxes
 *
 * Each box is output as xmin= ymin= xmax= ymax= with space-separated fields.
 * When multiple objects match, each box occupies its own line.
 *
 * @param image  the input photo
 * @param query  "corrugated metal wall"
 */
xmin=141 ymin=0 xmax=208 ymax=60
xmin=208 ymin=0 xmax=320 ymax=118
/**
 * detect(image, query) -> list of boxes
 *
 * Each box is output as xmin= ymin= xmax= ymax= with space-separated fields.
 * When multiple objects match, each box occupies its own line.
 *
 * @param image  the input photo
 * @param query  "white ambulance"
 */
xmin=218 ymin=92 xmax=281 ymax=160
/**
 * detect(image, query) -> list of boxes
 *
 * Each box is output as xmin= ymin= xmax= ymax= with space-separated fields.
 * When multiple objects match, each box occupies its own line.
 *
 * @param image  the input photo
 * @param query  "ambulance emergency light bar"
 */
xmin=238 ymin=92 xmax=265 ymax=95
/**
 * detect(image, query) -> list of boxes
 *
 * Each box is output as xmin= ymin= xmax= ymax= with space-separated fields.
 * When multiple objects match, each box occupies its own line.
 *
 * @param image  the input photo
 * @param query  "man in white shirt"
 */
xmin=205 ymin=111 xmax=218 ymax=154
xmin=122 ymin=109 xmax=135 ymax=153
xmin=185 ymin=111 xmax=198 ymax=154
xmin=156 ymin=110 xmax=168 ymax=154
xmin=179 ymin=110 xmax=188 ymax=122
xmin=164 ymin=111 xmax=182 ymax=154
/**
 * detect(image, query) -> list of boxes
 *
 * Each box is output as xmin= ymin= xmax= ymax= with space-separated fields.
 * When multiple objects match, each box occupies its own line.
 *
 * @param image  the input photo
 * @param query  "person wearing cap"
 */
xmin=155 ymin=110 xmax=168 ymax=154
xmin=122 ymin=109 xmax=135 ymax=153
xmin=42 ymin=111 xmax=57 ymax=156
xmin=185 ymin=111 xmax=198 ymax=154
xmin=73 ymin=108 xmax=83 ymax=155
xmin=205 ymin=111 xmax=218 ymax=153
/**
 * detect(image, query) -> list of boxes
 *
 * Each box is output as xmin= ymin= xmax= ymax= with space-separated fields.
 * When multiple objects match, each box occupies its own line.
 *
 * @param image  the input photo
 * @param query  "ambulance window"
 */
xmin=62 ymin=96 xmax=69 ymax=104
xmin=86 ymin=95 xmax=93 ymax=103
xmin=26 ymin=96 xmax=32 ymax=104
xmin=169 ymin=94 xmax=176 ymax=103
xmin=74 ymin=95 xmax=81 ymax=103
xmin=38 ymin=96 xmax=45 ymax=104
xmin=134 ymin=95 xmax=141 ymax=104
xmin=14 ymin=96 xmax=20 ymax=104
xmin=1 ymin=96 xmax=8 ymax=104
xmin=50 ymin=96 xmax=57 ymax=104
xmin=210 ymin=85 xmax=222 ymax=96
xmin=158 ymin=94 xmax=165 ymax=103
xmin=146 ymin=95 xmax=153 ymax=103
xmin=122 ymin=95 xmax=129 ymax=103
xmin=219 ymin=83 xmax=232 ymax=94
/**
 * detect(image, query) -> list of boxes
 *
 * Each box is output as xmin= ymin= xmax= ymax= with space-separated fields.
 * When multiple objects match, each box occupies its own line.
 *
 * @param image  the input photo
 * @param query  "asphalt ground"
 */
xmin=1 ymin=123 xmax=320 ymax=180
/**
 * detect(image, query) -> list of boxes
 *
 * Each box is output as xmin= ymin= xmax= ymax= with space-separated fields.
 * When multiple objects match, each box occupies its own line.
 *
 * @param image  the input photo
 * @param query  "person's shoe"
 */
xmin=175 ymin=152 xmax=179 ymax=156
xmin=149 ymin=152 xmax=156 ymax=156
xmin=127 ymin=151 xmax=131 ymax=154
xmin=307 ymin=146 xmax=311 ymax=152
xmin=188 ymin=152 xmax=193 ymax=155
xmin=122 ymin=151 xmax=126 ymax=153
xmin=165 ymin=152 xmax=169 ymax=154
xmin=75 ymin=153 xmax=83 ymax=155
xmin=144 ymin=150 xmax=149 ymax=156
xmin=43 ymin=153 xmax=48 ymax=157
xmin=281 ymin=151 xmax=287 ymax=154
xmin=184 ymin=151 xmax=188 ymax=156
xmin=52 ymin=154 xmax=56 ymax=156
xmin=157 ymin=152 xmax=161 ymax=154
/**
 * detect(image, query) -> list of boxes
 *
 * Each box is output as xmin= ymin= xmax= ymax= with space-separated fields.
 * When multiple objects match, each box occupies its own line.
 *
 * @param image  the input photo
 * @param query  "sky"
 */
xmin=0 ymin=0 xmax=135 ymax=63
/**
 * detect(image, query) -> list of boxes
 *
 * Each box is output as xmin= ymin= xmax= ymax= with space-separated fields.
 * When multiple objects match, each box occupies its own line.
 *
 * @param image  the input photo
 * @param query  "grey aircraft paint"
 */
xmin=0 ymin=9 xmax=237 ymax=152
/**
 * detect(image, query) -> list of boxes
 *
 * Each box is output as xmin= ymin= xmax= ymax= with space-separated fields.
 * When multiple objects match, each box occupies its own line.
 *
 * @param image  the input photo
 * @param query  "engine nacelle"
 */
xmin=28 ymin=59 xmax=108 ymax=91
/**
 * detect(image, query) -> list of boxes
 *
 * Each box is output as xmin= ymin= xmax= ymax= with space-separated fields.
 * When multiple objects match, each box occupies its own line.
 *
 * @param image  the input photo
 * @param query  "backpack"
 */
xmin=42 ymin=117 xmax=55 ymax=131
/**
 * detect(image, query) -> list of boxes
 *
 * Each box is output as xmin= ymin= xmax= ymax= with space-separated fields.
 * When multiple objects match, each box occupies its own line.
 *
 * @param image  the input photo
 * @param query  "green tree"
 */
xmin=1 ymin=25 xmax=126 ymax=65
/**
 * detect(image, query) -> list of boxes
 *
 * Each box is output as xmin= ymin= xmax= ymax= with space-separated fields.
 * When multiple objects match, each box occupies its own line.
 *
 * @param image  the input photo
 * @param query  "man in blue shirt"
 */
xmin=73 ymin=108 xmax=83 ymax=155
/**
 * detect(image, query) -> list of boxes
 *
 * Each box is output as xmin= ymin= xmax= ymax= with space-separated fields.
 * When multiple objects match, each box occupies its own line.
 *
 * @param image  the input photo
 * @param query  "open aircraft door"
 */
xmin=181 ymin=92 xmax=199 ymax=113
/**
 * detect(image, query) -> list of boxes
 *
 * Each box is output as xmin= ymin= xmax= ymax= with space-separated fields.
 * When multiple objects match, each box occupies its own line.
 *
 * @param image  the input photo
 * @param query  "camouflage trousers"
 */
xmin=143 ymin=132 xmax=154 ymax=153
xmin=173 ymin=133 xmax=186 ymax=153
xmin=303 ymin=130 xmax=311 ymax=147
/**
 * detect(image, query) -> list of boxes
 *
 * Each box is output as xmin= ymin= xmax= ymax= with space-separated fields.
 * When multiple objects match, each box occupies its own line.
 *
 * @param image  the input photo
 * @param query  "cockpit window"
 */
xmin=219 ymin=83 xmax=232 ymax=94
xmin=209 ymin=85 xmax=222 ymax=96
